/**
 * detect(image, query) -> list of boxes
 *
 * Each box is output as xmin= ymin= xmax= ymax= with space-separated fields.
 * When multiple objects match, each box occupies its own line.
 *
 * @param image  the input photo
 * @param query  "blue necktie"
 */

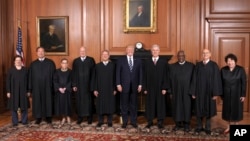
xmin=129 ymin=57 xmax=133 ymax=72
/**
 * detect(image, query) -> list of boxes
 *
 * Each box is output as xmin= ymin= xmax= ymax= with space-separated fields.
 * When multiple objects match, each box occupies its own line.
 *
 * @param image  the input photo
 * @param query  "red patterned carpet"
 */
xmin=0 ymin=121 xmax=229 ymax=141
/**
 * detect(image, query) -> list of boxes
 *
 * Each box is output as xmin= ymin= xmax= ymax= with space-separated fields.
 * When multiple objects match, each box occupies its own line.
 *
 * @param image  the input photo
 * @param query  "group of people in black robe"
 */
xmin=6 ymin=46 xmax=246 ymax=135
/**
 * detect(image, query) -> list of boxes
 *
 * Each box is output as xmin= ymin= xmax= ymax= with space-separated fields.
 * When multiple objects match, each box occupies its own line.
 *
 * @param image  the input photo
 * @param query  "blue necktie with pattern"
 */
xmin=129 ymin=57 xmax=133 ymax=72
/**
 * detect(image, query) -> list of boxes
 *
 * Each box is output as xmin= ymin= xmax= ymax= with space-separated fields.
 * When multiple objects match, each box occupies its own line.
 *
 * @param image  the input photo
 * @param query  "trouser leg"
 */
xmin=98 ymin=114 xmax=104 ymax=123
xmin=107 ymin=114 xmax=113 ymax=124
xmin=205 ymin=117 xmax=211 ymax=130
xmin=196 ymin=117 xmax=203 ymax=129
xmin=21 ymin=110 xmax=28 ymax=124
xmin=11 ymin=111 xmax=18 ymax=125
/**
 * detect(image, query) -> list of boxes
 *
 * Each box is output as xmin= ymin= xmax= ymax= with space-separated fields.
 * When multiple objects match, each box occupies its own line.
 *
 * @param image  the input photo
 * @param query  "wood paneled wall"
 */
xmin=204 ymin=0 xmax=250 ymax=111
xmin=15 ymin=0 xmax=201 ymax=68
xmin=0 ymin=0 xmax=249 ymax=112
xmin=0 ymin=0 xmax=15 ymax=113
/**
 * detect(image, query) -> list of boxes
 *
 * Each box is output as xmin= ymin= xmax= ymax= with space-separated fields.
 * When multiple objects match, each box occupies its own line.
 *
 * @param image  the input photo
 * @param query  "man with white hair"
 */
xmin=143 ymin=44 xmax=168 ymax=129
xmin=190 ymin=48 xmax=222 ymax=135
xmin=41 ymin=24 xmax=63 ymax=50
xmin=72 ymin=47 xmax=96 ymax=125
xmin=129 ymin=5 xmax=150 ymax=27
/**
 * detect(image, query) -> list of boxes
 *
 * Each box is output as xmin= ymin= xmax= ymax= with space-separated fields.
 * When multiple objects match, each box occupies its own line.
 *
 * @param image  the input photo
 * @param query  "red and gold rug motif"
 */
xmin=0 ymin=121 xmax=229 ymax=141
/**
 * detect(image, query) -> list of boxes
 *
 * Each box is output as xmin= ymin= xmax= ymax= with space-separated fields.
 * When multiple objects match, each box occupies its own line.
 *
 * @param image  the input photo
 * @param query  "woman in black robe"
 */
xmin=6 ymin=55 xmax=30 ymax=126
xmin=53 ymin=58 xmax=72 ymax=127
xmin=221 ymin=53 xmax=247 ymax=133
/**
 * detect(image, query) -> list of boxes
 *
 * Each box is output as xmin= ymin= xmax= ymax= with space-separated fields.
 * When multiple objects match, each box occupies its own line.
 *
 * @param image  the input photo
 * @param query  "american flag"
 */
xmin=16 ymin=27 xmax=25 ymax=66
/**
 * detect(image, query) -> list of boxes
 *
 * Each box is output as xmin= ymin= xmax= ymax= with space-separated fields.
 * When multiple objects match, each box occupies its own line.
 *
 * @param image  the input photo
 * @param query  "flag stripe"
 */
xmin=16 ymin=27 xmax=25 ymax=65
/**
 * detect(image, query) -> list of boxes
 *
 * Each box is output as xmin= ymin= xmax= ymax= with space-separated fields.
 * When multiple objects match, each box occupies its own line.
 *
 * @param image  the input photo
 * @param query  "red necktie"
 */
xmin=154 ymin=58 xmax=157 ymax=65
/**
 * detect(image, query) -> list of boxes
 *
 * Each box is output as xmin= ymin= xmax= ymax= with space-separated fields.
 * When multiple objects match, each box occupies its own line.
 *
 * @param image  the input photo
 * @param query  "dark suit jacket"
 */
xmin=116 ymin=56 xmax=142 ymax=93
xmin=129 ymin=12 xmax=150 ymax=27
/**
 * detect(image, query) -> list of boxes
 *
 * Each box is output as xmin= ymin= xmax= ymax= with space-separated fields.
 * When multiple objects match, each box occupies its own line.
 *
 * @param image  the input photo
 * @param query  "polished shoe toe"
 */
xmin=76 ymin=119 xmax=83 ymax=125
xmin=132 ymin=123 xmax=138 ymax=128
xmin=96 ymin=122 xmax=103 ymax=127
xmin=108 ymin=123 xmax=113 ymax=127
xmin=184 ymin=127 xmax=191 ymax=132
xmin=205 ymin=129 xmax=211 ymax=135
xmin=195 ymin=128 xmax=203 ymax=133
xmin=46 ymin=120 xmax=52 ymax=124
xmin=121 ymin=124 xmax=127 ymax=128
xmin=145 ymin=123 xmax=152 ymax=128
xmin=172 ymin=126 xmax=180 ymax=131
xmin=22 ymin=122 xmax=28 ymax=125
xmin=158 ymin=124 xmax=164 ymax=129
xmin=35 ymin=119 xmax=41 ymax=125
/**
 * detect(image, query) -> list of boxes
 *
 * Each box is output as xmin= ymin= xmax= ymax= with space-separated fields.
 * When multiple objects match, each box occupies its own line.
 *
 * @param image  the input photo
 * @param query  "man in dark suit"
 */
xmin=129 ymin=5 xmax=150 ymax=27
xmin=116 ymin=45 xmax=143 ymax=128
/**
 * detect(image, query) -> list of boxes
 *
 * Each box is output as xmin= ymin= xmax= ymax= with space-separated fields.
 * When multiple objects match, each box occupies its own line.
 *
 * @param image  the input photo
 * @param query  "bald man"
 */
xmin=72 ymin=47 xmax=96 ymax=125
xmin=190 ymin=49 xmax=222 ymax=135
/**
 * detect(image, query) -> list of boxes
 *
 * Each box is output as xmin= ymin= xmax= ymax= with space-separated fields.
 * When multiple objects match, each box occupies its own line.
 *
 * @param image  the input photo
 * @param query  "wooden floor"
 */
xmin=0 ymin=110 xmax=250 ymax=129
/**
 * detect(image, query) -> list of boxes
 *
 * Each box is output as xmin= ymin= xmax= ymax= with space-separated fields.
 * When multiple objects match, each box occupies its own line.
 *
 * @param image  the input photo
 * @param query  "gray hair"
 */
xmin=151 ymin=44 xmax=160 ymax=50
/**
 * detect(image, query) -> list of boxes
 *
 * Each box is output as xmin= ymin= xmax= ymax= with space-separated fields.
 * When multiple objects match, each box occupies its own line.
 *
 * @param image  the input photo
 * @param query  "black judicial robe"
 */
xmin=53 ymin=69 xmax=72 ymax=116
xmin=72 ymin=56 xmax=95 ymax=117
xmin=6 ymin=67 xmax=30 ymax=111
xmin=29 ymin=58 xmax=55 ymax=118
xmin=169 ymin=61 xmax=194 ymax=122
xmin=221 ymin=65 xmax=246 ymax=121
xmin=92 ymin=62 xmax=116 ymax=115
xmin=143 ymin=58 xmax=168 ymax=120
xmin=190 ymin=61 xmax=222 ymax=118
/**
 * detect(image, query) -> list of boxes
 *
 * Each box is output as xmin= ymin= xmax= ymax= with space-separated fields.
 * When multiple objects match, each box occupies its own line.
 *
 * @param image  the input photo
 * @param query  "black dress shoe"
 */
xmin=35 ymin=118 xmax=41 ymax=124
xmin=145 ymin=122 xmax=153 ymax=128
xmin=131 ymin=123 xmax=138 ymax=128
xmin=205 ymin=129 xmax=211 ymax=135
xmin=46 ymin=120 xmax=52 ymax=124
xmin=121 ymin=123 xmax=127 ymax=128
xmin=108 ymin=123 xmax=113 ymax=127
xmin=12 ymin=124 xmax=18 ymax=127
xmin=158 ymin=124 xmax=164 ymax=129
xmin=87 ymin=116 xmax=92 ymax=125
xmin=46 ymin=117 xmax=52 ymax=124
xmin=88 ymin=120 xmax=92 ymax=125
xmin=184 ymin=127 xmax=191 ymax=132
xmin=96 ymin=122 xmax=103 ymax=127
xmin=22 ymin=122 xmax=28 ymax=125
xmin=172 ymin=126 xmax=180 ymax=131
xmin=77 ymin=118 xmax=83 ymax=125
xmin=195 ymin=128 xmax=203 ymax=133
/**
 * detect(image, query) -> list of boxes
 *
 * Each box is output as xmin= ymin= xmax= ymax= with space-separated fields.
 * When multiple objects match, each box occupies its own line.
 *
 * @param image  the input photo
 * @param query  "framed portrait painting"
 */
xmin=123 ymin=0 xmax=157 ymax=33
xmin=36 ymin=16 xmax=69 ymax=55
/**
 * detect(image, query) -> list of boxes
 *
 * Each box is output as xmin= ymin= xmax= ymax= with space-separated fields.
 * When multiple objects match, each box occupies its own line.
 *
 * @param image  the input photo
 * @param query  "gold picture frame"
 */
xmin=36 ymin=16 xmax=69 ymax=55
xmin=123 ymin=0 xmax=157 ymax=33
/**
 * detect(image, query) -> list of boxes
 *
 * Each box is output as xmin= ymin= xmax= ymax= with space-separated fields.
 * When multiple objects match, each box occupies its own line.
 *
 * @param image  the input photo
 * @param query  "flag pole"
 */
xmin=17 ymin=19 xmax=21 ymax=28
